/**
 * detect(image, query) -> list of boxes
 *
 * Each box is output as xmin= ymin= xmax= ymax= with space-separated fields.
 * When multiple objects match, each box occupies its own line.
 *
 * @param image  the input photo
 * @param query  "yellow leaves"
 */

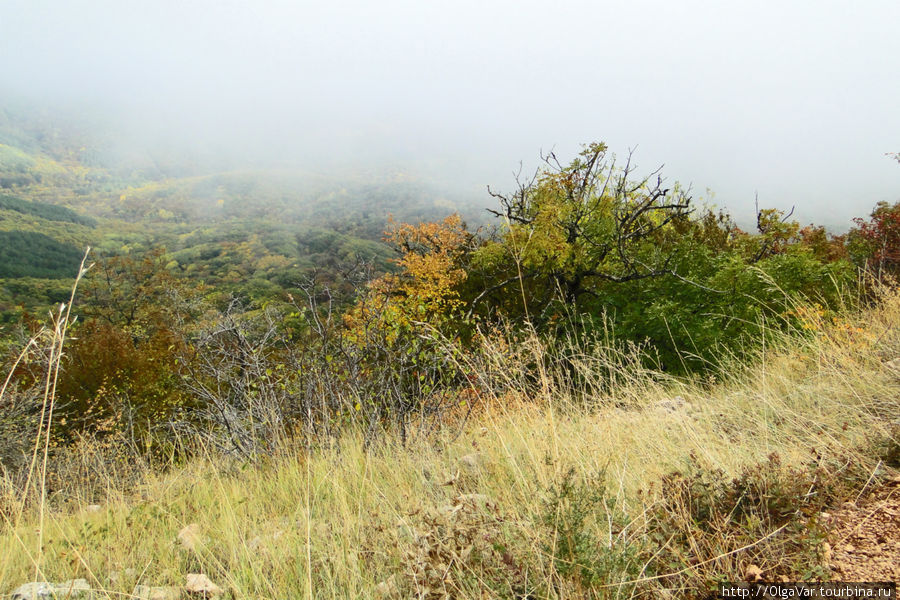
xmin=786 ymin=303 xmax=876 ymax=352
xmin=343 ymin=215 xmax=472 ymax=345
xmin=754 ymin=208 xmax=801 ymax=257
xmin=255 ymin=254 xmax=293 ymax=272
xmin=386 ymin=216 xmax=470 ymax=312
xmin=787 ymin=304 xmax=827 ymax=331
xmin=388 ymin=215 xmax=469 ymax=282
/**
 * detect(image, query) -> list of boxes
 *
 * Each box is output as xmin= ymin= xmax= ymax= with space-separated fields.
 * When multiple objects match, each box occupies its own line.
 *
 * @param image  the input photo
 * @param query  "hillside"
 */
xmin=0 ymin=109 xmax=486 ymax=328
xmin=1 ymin=109 xmax=898 ymax=598
xmin=1 ymin=284 xmax=897 ymax=598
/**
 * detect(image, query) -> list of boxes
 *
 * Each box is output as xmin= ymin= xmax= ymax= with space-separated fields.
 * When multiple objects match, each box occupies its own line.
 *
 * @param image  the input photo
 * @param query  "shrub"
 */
xmin=643 ymin=452 xmax=875 ymax=595
xmin=540 ymin=468 xmax=646 ymax=596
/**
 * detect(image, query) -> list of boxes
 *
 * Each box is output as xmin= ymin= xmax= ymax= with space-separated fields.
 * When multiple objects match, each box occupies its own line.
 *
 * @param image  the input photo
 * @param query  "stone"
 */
xmin=455 ymin=493 xmax=492 ymax=506
xmin=11 ymin=579 xmax=91 ymax=599
xmin=108 ymin=568 xmax=137 ymax=585
xmin=184 ymin=573 xmax=222 ymax=597
xmin=248 ymin=529 xmax=285 ymax=551
xmin=132 ymin=585 xmax=182 ymax=600
xmin=656 ymin=396 xmax=689 ymax=413
xmin=85 ymin=504 xmax=102 ymax=513
xmin=744 ymin=564 xmax=763 ymax=581
xmin=177 ymin=523 xmax=203 ymax=552
xmin=374 ymin=575 xmax=398 ymax=598
xmin=436 ymin=504 xmax=462 ymax=518
xmin=458 ymin=453 xmax=482 ymax=473
xmin=10 ymin=583 xmax=54 ymax=600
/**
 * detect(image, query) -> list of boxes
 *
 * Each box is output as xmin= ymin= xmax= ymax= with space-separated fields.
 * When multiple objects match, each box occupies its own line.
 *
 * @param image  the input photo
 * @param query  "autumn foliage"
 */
xmin=849 ymin=201 xmax=900 ymax=276
xmin=1 ymin=141 xmax=895 ymax=461
xmin=344 ymin=214 xmax=473 ymax=338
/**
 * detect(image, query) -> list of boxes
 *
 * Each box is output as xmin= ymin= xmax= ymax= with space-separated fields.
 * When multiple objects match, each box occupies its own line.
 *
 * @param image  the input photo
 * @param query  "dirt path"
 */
xmin=823 ymin=475 xmax=900 ymax=582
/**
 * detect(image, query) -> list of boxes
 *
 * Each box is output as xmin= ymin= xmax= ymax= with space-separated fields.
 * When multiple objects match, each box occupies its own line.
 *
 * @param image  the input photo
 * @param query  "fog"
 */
xmin=2 ymin=0 xmax=899 ymax=227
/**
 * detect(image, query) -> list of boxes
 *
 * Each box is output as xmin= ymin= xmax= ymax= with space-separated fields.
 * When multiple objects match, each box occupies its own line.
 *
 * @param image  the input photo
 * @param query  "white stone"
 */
xmin=458 ymin=453 xmax=483 ymax=472
xmin=455 ymin=493 xmax=492 ymax=506
xmin=374 ymin=575 xmax=398 ymax=598
xmin=177 ymin=523 xmax=203 ymax=551
xmin=11 ymin=579 xmax=91 ymax=599
xmin=132 ymin=585 xmax=182 ymax=600
xmin=184 ymin=573 xmax=222 ymax=597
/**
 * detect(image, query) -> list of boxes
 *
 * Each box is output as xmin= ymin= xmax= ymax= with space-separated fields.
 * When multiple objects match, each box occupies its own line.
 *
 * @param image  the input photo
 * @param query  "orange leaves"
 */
xmin=342 ymin=215 xmax=473 ymax=344
xmin=387 ymin=215 xmax=471 ymax=302
xmin=378 ymin=217 xmax=470 ymax=317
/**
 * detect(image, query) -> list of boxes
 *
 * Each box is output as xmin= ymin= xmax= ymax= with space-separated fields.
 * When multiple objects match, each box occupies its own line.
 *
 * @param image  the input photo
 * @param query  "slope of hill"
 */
xmin=0 ymin=108 xmax=486 ymax=329
xmin=1 ymin=283 xmax=897 ymax=599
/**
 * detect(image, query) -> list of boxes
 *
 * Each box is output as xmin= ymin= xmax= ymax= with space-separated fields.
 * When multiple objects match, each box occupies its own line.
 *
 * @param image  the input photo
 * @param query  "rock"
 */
xmin=177 ymin=523 xmax=203 ymax=552
xmin=458 ymin=453 xmax=482 ymax=473
xmin=436 ymin=504 xmax=462 ymax=518
xmin=184 ymin=573 xmax=222 ymax=597
xmin=374 ymin=575 xmax=398 ymax=598
xmin=132 ymin=585 xmax=182 ymax=600
xmin=656 ymin=396 xmax=690 ymax=413
xmin=248 ymin=529 xmax=285 ymax=551
xmin=454 ymin=493 xmax=492 ymax=506
xmin=85 ymin=504 xmax=102 ymax=513
xmin=109 ymin=568 xmax=137 ymax=585
xmin=11 ymin=579 xmax=91 ymax=599
xmin=744 ymin=564 xmax=763 ymax=581
xmin=11 ymin=583 xmax=54 ymax=600
xmin=844 ymin=544 xmax=855 ymax=553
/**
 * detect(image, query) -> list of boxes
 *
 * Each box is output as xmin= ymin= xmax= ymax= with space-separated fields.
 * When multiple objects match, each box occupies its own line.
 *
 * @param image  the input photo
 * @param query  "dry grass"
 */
xmin=0 ymin=285 xmax=897 ymax=598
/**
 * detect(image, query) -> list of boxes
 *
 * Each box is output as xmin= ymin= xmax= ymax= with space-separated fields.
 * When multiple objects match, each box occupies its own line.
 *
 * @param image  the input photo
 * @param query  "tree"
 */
xmin=472 ymin=142 xmax=693 ymax=322
xmin=51 ymin=248 xmax=201 ymax=445
xmin=848 ymin=201 xmax=900 ymax=276
xmin=343 ymin=215 xmax=475 ymax=337
xmin=80 ymin=247 xmax=181 ymax=331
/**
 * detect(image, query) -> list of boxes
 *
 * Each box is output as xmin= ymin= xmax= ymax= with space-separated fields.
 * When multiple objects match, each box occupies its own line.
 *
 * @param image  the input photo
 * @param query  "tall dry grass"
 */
xmin=0 ymin=248 xmax=91 ymax=583
xmin=0 ymin=282 xmax=897 ymax=598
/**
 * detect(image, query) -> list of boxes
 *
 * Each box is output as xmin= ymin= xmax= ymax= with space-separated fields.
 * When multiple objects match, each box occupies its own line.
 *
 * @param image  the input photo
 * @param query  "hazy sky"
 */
xmin=2 ymin=0 xmax=899 ymax=226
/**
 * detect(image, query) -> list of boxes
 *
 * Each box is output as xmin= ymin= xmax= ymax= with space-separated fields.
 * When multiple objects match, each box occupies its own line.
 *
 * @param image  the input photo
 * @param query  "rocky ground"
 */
xmin=824 ymin=475 xmax=900 ymax=582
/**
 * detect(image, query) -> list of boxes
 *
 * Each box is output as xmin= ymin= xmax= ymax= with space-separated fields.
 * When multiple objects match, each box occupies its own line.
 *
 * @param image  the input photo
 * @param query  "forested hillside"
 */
xmin=0 ymin=108 xmax=485 ymax=328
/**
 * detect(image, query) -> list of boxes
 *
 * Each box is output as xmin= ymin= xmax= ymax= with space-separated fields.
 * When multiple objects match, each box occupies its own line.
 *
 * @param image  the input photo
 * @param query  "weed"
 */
xmin=643 ymin=451 xmax=876 ymax=596
xmin=540 ymin=467 xmax=646 ymax=598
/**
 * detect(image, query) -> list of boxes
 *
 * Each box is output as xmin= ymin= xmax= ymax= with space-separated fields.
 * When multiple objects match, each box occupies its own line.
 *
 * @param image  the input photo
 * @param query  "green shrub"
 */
xmin=540 ymin=468 xmax=646 ymax=597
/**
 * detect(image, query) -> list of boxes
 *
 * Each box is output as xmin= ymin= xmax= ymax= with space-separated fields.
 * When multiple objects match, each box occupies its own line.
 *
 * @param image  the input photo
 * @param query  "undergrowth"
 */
xmin=0 ymin=283 xmax=897 ymax=598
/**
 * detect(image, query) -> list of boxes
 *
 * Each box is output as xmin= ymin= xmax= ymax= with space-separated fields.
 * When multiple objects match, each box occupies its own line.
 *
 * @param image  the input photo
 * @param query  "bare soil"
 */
xmin=823 ymin=475 xmax=900 ymax=582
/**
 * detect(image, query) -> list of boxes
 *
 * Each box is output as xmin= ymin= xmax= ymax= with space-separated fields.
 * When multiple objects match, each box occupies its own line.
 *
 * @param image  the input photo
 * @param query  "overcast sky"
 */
xmin=2 ymin=0 xmax=898 ymax=226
